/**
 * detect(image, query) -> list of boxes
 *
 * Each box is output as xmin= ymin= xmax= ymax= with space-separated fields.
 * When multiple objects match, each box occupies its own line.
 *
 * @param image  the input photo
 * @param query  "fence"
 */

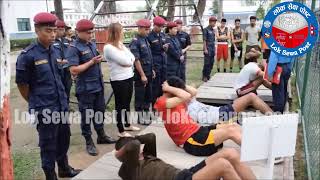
xmin=294 ymin=7 xmax=320 ymax=180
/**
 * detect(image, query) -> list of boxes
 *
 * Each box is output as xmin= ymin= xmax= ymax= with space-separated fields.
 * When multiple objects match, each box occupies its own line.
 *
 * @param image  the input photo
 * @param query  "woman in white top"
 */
xmin=104 ymin=23 xmax=140 ymax=137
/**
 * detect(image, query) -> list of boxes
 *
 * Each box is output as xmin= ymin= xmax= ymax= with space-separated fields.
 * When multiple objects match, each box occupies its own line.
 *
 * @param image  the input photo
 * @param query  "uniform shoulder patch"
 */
xmin=21 ymin=43 xmax=36 ymax=53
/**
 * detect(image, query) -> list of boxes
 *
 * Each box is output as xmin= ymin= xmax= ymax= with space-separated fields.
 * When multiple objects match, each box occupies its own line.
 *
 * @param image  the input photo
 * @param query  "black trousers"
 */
xmin=62 ymin=68 xmax=72 ymax=103
xmin=36 ymin=112 xmax=70 ymax=171
xmin=111 ymin=77 xmax=133 ymax=133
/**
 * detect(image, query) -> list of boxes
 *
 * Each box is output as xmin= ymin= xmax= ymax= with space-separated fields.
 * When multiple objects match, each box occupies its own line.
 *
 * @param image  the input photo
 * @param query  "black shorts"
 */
xmin=219 ymin=104 xmax=235 ymax=121
xmin=175 ymin=160 xmax=206 ymax=180
xmin=183 ymin=125 xmax=223 ymax=156
xmin=230 ymin=45 xmax=243 ymax=61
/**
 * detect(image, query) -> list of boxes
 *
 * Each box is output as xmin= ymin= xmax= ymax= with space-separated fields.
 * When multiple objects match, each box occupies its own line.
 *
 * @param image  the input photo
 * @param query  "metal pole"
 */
xmin=46 ymin=0 xmax=48 ymax=12
xmin=300 ymin=0 xmax=316 ymax=111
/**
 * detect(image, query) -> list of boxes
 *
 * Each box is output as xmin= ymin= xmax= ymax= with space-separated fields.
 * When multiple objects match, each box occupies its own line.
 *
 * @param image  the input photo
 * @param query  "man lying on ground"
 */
xmin=115 ymin=133 xmax=256 ymax=180
xmin=234 ymin=48 xmax=272 ymax=97
xmin=154 ymin=76 xmax=243 ymax=156
xmin=186 ymin=85 xmax=273 ymax=125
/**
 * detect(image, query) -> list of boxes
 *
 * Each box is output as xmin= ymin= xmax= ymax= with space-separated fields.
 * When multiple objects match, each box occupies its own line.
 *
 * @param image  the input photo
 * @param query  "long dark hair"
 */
xmin=167 ymin=76 xmax=186 ymax=90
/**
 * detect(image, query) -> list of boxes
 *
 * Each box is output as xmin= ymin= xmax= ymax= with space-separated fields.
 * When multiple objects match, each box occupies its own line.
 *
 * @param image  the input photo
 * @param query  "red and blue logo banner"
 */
xmin=262 ymin=2 xmax=318 ymax=57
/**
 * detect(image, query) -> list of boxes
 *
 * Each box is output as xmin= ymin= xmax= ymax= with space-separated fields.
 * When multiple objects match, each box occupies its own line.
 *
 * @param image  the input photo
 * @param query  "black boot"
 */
xmin=138 ymin=111 xmax=152 ymax=125
xmin=57 ymin=158 xmax=82 ymax=178
xmin=96 ymin=128 xmax=117 ymax=144
xmin=43 ymin=169 xmax=58 ymax=180
xmin=84 ymin=136 xmax=98 ymax=156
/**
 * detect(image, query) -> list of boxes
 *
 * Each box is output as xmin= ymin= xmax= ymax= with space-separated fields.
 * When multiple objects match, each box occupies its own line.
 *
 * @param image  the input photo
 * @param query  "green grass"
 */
xmin=289 ymin=75 xmax=306 ymax=180
xmin=13 ymin=149 xmax=42 ymax=180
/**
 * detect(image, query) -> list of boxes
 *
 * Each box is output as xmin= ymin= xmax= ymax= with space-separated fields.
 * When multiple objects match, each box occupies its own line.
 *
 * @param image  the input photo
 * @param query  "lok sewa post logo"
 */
xmin=262 ymin=2 xmax=318 ymax=57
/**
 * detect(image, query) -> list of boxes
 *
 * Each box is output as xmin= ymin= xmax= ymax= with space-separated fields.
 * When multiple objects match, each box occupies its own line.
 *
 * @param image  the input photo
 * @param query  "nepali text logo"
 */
xmin=262 ymin=2 xmax=318 ymax=57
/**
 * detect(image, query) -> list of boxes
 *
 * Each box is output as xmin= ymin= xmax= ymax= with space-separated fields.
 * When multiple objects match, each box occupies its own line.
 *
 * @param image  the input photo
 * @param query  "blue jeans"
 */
xmin=272 ymin=63 xmax=291 ymax=113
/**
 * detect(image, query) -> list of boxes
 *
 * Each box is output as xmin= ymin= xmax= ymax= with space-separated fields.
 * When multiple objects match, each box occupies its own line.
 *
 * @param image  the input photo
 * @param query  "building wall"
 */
xmin=2 ymin=0 xmax=55 ymax=40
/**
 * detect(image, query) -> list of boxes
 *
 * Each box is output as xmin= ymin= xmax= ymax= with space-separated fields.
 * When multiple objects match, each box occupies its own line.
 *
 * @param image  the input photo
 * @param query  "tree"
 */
xmin=166 ymin=0 xmax=176 ymax=21
xmin=256 ymin=5 xmax=265 ymax=20
xmin=94 ymin=0 xmax=116 ymax=13
xmin=210 ymin=0 xmax=219 ymax=15
xmin=217 ymin=0 xmax=223 ymax=20
xmin=54 ymin=0 xmax=64 ymax=20
xmin=192 ymin=0 xmax=207 ymax=22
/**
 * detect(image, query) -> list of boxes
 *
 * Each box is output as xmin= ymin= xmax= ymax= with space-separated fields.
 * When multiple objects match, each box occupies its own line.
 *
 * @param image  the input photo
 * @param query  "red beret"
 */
xmin=209 ymin=16 xmax=217 ymax=22
xmin=33 ymin=12 xmax=57 ymax=26
xmin=174 ymin=19 xmax=183 ymax=25
xmin=153 ymin=16 xmax=166 ymax=26
xmin=166 ymin=21 xmax=177 ymax=28
xmin=55 ymin=20 xmax=66 ymax=28
xmin=76 ymin=19 xmax=94 ymax=31
xmin=136 ymin=19 xmax=151 ymax=28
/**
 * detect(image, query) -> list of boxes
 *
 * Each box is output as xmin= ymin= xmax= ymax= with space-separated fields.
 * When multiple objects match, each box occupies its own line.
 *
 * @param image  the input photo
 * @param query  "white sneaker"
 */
xmin=118 ymin=132 xmax=133 ymax=137
xmin=274 ymin=157 xmax=284 ymax=164
xmin=124 ymin=126 xmax=141 ymax=131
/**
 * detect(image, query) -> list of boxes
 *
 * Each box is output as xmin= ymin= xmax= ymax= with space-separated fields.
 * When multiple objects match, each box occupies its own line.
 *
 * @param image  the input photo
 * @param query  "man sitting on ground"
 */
xmin=186 ymin=85 xmax=273 ymax=125
xmin=115 ymin=133 xmax=256 ymax=180
xmin=154 ymin=76 xmax=242 ymax=157
xmin=234 ymin=48 xmax=271 ymax=97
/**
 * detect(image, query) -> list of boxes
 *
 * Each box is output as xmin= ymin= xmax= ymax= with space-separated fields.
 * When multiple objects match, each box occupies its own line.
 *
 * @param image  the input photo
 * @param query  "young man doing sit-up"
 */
xmin=186 ymin=85 xmax=273 ymax=125
xmin=115 ymin=133 xmax=256 ymax=180
xmin=154 ymin=76 xmax=243 ymax=157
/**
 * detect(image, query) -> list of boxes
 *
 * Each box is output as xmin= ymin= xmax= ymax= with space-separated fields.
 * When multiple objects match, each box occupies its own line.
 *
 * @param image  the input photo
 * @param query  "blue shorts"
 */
xmin=219 ymin=104 xmax=235 ymax=121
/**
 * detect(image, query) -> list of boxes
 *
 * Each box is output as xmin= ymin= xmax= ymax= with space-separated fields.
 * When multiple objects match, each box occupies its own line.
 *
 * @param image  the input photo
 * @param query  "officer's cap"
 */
xmin=33 ymin=12 xmax=57 ymax=27
xmin=209 ymin=16 xmax=217 ymax=22
xmin=55 ymin=20 xmax=66 ymax=28
xmin=153 ymin=16 xmax=166 ymax=26
xmin=167 ymin=21 xmax=177 ymax=28
xmin=76 ymin=19 xmax=94 ymax=32
xmin=174 ymin=19 xmax=183 ymax=25
xmin=136 ymin=19 xmax=151 ymax=28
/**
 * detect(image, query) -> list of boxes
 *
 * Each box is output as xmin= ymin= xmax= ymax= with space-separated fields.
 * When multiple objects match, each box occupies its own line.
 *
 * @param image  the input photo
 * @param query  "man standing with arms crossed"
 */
xmin=230 ymin=19 xmax=245 ymax=71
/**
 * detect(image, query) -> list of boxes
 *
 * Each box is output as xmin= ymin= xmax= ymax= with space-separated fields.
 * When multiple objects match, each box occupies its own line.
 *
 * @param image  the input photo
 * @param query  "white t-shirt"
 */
xmin=187 ymin=98 xmax=220 ymax=125
xmin=234 ymin=62 xmax=260 ymax=89
xmin=104 ymin=44 xmax=134 ymax=81
xmin=245 ymin=26 xmax=261 ymax=46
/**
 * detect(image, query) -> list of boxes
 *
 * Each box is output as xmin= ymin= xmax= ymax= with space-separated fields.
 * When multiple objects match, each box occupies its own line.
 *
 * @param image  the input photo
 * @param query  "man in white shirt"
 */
xmin=234 ymin=48 xmax=271 ymax=97
xmin=245 ymin=16 xmax=261 ymax=54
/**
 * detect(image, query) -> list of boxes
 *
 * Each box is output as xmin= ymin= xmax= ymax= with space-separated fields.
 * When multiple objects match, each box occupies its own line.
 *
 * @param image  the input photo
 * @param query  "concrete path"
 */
xmin=73 ymin=122 xmax=294 ymax=180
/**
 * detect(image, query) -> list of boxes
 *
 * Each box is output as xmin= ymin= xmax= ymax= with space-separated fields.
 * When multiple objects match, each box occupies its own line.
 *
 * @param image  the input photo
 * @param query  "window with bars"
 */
xmin=17 ymin=18 xmax=31 ymax=31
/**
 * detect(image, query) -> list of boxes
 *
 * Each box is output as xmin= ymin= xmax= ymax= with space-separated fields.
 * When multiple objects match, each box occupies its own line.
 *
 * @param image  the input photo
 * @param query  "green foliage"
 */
xmin=268 ymin=0 xmax=281 ymax=10
xmin=256 ymin=5 xmax=265 ymax=20
xmin=124 ymin=30 xmax=137 ymax=43
xmin=10 ymin=38 xmax=36 ymax=51
xmin=210 ymin=0 xmax=219 ymax=15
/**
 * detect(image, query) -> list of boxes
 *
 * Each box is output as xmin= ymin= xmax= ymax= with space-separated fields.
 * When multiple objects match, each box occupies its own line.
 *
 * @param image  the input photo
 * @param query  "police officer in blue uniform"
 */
xmin=147 ymin=16 xmax=167 ymax=103
xmin=175 ymin=19 xmax=192 ymax=82
xmin=165 ymin=21 xmax=184 ymax=79
xmin=15 ymin=12 xmax=81 ymax=180
xmin=53 ymin=20 xmax=72 ymax=103
xmin=129 ymin=19 xmax=154 ymax=125
xmin=67 ymin=19 xmax=116 ymax=156
xmin=202 ymin=16 xmax=217 ymax=82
